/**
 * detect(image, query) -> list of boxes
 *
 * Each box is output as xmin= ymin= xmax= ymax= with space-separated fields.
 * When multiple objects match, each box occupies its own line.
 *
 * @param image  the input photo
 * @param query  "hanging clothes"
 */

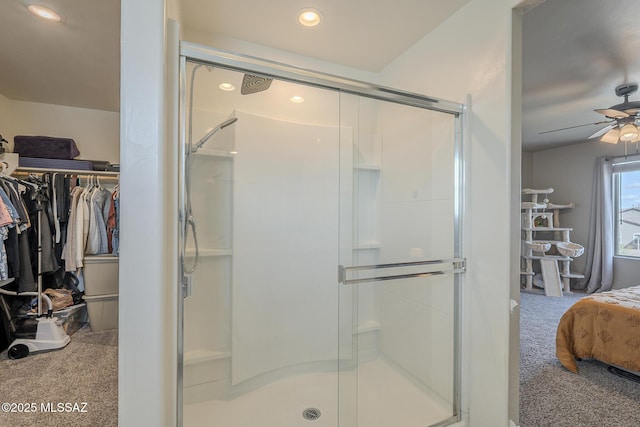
xmin=111 ymin=187 xmax=119 ymax=256
xmin=0 ymin=177 xmax=36 ymax=292
xmin=86 ymin=186 xmax=111 ymax=255
xmin=58 ymin=174 xmax=119 ymax=269
xmin=106 ymin=191 xmax=116 ymax=254
xmin=47 ymin=173 xmax=70 ymax=261
xmin=0 ymin=186 xmax=18 ymax=281
xmin=0 ymin=171 xmax=119 ymax=294
xmin=0 ymin=185 xmax=22 ymax=283
xmin=62 ymin=186 xmax=83 ymax=272
xmin=23 ymin=175 xmax=59 ymax=275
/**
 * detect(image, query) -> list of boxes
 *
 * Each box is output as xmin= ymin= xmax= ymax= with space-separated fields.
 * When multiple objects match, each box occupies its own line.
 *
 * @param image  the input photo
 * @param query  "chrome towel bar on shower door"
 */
xmin=339 ymin=258 xmax=466 ymax=285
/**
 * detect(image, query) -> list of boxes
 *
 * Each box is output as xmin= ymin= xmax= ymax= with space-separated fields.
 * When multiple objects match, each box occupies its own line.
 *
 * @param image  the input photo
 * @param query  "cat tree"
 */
xmin=521 ymin=188 xmax=584 ymax=296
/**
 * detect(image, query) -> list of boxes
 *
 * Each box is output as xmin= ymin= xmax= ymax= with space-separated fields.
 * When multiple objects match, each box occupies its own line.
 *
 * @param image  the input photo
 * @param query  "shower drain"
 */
xmin=302 ymin=407 xmax=321 ymax=421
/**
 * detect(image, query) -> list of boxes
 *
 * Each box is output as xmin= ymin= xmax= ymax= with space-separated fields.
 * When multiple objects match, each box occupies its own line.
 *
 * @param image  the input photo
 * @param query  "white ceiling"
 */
xmin=0 ymin=0 xmax=467 ymax=113
xmin=181 ymin=0 xmax=470 ymax=72
xmin=522 ymin=0 xmax=640 ymax=151
xmin=0 ymin=0 xmax=120 ymax=112
xmin=0 ymin=0 xmax=637 ymax=152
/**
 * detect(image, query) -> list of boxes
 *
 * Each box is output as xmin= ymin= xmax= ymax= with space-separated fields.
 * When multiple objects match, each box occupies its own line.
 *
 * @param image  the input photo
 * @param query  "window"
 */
xmin=613 ymin=160 xmax=640 ymax=257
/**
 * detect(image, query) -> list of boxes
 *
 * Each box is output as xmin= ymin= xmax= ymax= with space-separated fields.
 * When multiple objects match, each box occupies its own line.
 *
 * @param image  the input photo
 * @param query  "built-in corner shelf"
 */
xmin=355 ymin=164 xmax=380 ymax=171
xmin=354 ymin=241 xmax=381 ymax=250
xmin=354 ymin=320 xmax=381 ymax=335
xmin=184 ymin=349 xmax=231 ymax=366
xmin=353 ymin=162 xmax=381 ymax=254
xmin=184 ymin=248 xmax=232 ymax=257
xmin=193 ymin=149 xmax=235 ymax=159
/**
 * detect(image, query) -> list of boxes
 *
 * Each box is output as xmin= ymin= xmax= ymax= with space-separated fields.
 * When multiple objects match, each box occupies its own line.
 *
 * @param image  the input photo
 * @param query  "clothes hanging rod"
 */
xmin=13 ymin=167 xmax=119 ymax=178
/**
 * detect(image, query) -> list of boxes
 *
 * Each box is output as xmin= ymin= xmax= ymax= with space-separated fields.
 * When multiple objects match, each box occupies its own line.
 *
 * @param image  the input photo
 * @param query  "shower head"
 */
xmin=192 ymin=117 xmax=238 ymax=153
xmin=241 ymin=74 xmax=273 ymax=95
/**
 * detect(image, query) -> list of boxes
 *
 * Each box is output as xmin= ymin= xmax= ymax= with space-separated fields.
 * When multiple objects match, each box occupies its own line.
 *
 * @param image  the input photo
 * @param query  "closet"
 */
xmin=0 ymin=154 xmax=120 ymax=352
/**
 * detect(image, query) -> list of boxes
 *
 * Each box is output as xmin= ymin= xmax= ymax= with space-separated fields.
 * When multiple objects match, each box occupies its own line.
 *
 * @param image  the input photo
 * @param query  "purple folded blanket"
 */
xmin=14 ymin=135 xmax=80 ymax=160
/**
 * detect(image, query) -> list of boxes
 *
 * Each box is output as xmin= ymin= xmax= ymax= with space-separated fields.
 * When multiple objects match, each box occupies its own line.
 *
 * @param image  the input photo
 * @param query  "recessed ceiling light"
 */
xmin=25 ymin=2 xmax=62 ymax=22
xmin=219 ymin=83 xmax=235 ymax=91
xmin=290 ymin=96 xmax=305 ymax=104
xmin=298 ymin=8 xmax=322 ymax=27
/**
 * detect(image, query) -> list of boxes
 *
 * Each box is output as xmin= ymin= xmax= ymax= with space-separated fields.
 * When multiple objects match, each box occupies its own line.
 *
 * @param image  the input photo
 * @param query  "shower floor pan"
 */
xmin=184 ymin=358 xmax=452 ymax=427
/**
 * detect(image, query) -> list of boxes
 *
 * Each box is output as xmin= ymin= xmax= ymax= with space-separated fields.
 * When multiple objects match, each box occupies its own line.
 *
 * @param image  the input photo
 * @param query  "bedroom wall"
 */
xmin=531 ymin=140 xmax=640 ymax=289
xmin=521 ymin=150 xmax=533 ymax=188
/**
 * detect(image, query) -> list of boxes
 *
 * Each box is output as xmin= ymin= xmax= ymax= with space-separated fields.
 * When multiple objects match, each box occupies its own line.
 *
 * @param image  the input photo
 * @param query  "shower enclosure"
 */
xmin=178 ymin=43 xmax=465 ymax=427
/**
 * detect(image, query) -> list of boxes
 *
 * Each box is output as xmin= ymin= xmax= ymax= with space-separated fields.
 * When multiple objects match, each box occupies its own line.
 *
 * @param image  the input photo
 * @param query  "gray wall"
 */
xmin=521 ymin=151 xmax=533 ymax=188
xmin=527 ymin=140 xmax=640 ymax=289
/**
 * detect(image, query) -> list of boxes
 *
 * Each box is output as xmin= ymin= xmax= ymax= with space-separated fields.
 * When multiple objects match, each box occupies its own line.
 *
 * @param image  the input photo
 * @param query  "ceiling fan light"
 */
xmin=600 ymin=128 xmax=620 ymax=144
xmin=619 ymin=123 xmax=639 ymax=142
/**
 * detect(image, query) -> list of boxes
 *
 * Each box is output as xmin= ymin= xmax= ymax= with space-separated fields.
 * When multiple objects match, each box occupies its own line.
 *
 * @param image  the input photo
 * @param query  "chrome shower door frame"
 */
xmin=177 ymin=41 xmax=465 ymax=427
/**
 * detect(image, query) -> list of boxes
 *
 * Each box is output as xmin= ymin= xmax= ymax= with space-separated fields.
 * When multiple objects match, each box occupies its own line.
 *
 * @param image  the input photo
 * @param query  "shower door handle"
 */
xmin=338 ymin=258 xmax=465 ymax=285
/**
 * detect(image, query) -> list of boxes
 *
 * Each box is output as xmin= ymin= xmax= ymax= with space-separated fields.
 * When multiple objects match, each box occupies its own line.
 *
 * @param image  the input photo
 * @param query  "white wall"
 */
xmin=531 ymin=140 xmax=640 ymax=289
xmin=509 ymin=9 xmax=523 ymax=422
xmin=119 ymin=1 xmax=178 ymax=426
xmin=379 ymin=0 xmax=520 ymax=425
xmin=0 ymin=93 xmax=12 ymax=141
xmin=230 ymin=112 xmax=341 ymax=385
xmin=2 ymin=99 xmax=119 ymax=163
xmin=0 ymin=93 xmax=119 ymax=162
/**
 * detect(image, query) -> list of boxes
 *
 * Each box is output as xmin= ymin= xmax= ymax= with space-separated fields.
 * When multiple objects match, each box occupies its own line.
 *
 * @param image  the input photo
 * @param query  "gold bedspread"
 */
xmin=556 ymin=286 xmax=640 ymax=373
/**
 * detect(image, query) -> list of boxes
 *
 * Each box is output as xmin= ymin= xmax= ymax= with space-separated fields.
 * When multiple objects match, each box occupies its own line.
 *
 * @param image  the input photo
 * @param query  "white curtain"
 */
xmin=580 ymin=156 xmax=613 ymax=293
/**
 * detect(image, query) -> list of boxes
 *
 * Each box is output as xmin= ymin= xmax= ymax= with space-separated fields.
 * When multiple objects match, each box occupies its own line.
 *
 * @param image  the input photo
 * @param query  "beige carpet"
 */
xmin=0 ymin=325 xmax=117 ymax=427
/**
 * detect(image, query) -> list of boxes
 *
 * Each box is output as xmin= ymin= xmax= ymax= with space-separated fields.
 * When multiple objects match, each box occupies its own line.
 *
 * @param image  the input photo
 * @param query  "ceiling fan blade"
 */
xmin=624 ymin=108 xmax=640 ymax=115
xmin=538 ymin=120 xmax=615 ymax=135
xmin=589 ymin=124 xmax=615 ymax=139
xmin=594 ymin=108 xmax=629 ymax=119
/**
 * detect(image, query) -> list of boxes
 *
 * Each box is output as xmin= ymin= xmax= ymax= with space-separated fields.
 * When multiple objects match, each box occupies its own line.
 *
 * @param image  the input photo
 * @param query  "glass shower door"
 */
xmin=181 ymin=61 xmax=347 ymax=426
xmin=179 ymin=47 xmax=463 ymax=427
xmin=338 ymin=94 xmax=463 ymax=427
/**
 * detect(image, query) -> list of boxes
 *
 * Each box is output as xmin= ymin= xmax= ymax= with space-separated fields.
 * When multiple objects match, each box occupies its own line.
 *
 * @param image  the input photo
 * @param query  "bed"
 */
xmin=556 ymin=286 xmax=640 ymax=373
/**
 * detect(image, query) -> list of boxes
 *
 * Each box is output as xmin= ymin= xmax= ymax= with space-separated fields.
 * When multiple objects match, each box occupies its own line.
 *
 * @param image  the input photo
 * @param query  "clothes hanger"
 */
xmin=0 ymin=162 xmax=18 ymax=181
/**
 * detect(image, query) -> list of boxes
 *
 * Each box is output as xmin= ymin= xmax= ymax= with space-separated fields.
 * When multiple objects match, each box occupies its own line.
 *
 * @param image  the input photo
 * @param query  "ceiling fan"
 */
xmin=540 ymin=83 xmax=640 ymax=144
